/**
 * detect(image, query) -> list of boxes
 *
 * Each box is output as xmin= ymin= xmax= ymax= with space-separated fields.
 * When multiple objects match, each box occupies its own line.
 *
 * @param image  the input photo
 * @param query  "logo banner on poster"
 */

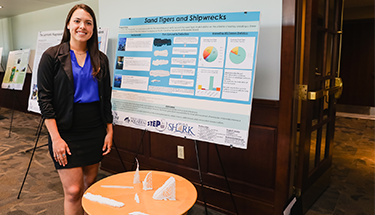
xmin=112 ymin=12 xmax=261 ymax=149
xmin=27 ymin=28 xmax=110 ymax=114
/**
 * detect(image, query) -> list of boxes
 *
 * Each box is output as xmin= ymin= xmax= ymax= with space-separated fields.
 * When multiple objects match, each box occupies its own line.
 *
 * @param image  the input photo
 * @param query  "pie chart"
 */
xmin=229 ymin=46 xmax=246 ymax=64
xmin=203 ymin=46 xmax=218 ymax=62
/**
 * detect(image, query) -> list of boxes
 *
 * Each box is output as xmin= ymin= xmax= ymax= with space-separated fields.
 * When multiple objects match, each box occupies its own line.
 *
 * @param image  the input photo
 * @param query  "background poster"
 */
xmin=27 ymin=28 xmax=110 ymax=113
xmin=98 ymin=27 xmax=109 ymax=54
xmin=28 ymin=30 xmax=63 ymax=113
xmin=0 ymin=47 xmax=3 ymax=71
xmin=1 ymin=49 xmax=30 ymax=90
xmin=112 ymin=12 xmax=260 ymax=149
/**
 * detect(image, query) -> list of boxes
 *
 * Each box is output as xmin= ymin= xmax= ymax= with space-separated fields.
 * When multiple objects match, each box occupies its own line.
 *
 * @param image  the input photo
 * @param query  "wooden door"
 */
xmin=294 ymin=0 xmax=344 ymax=213
xmin=338 ymin=18 xmax=375 ymax=107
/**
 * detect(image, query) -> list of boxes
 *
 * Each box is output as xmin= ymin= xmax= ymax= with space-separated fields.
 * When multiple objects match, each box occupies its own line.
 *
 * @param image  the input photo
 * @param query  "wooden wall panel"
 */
xmin=101 ymin=99 xmax=281 ymax=214
xmin=0 ymin=73 xmax=31 ymax=112
xmin=338 ymin=19 xmax=375 ymax=107
xmin=207 ymin=125 xmax=277 ymax=189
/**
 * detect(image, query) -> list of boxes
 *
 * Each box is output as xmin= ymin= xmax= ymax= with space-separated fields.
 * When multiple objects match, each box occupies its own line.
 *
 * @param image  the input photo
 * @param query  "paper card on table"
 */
xmin=129 ymin=212 xmax=149 ymax=215
xmin=152 ymin=176 xmax=176 ymax=201
xmin=134 ymin=193 xmax=140 ymax=204
xmin=83 ymin=192 xmax=124 ymax=208
xmin=133 ymin=158 xmax=141 ymax=184
xmin=143 ymin=171 xmax=153 ymax=190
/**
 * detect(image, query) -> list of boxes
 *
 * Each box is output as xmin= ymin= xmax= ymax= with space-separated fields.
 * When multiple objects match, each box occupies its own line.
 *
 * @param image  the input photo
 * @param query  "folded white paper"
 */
xmin=133 ymin=158 xmax=141 ymax=184
xmin=135 ymin=193 xmax=140 ymax=204
xmin=143 ymin=171 xmax=153 ymax=190
xmin=152 ymin=176 xmax=176 ymax=201
xmin=101 ymin=185 xmax=134 ymax=189
xmin=129 ymin=212 xmax=149 ymax=215
xmin=83 ymin=192 xmax=124 ymax=208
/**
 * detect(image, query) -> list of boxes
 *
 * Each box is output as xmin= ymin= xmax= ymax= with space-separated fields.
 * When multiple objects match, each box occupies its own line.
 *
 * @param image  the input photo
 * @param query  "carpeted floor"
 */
xmin=0 ymin=107 xmax=373 ymax=215
xmin=0 ymin=108 xmax=224 ymax=215
xmin=305 ymin=114 xmax=375 ymax=215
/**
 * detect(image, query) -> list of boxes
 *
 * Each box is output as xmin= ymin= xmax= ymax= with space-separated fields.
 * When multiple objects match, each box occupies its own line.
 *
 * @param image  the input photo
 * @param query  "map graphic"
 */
xmin=203 ymin=46 xmax=218 ymax=62
xmin=229 ymin=46 xmax=246 ymax=64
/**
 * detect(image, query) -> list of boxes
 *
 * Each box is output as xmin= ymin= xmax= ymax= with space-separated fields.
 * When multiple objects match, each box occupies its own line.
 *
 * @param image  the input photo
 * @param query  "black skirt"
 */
xmin=48 ymin=102 xmax=106 ymax=169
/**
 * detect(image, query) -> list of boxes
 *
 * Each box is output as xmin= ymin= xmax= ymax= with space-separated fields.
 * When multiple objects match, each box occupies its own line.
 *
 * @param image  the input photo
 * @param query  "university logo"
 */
xmin=167 ymin=122 xmax=195 ymax=136
xmin=124 ymin=117 xmax=147 ymax=126
xmin=147 ymin=119 xmax=167 ymax=132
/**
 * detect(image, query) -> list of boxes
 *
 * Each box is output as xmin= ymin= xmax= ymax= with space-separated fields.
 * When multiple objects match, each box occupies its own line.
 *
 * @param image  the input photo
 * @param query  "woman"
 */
xmin=37 ymin=4 xmax=113 ymax=214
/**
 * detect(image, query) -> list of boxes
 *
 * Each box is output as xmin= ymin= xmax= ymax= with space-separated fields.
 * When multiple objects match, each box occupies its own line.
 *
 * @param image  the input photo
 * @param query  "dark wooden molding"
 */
xmin=275 ymin=0 xmax=298 ymax=213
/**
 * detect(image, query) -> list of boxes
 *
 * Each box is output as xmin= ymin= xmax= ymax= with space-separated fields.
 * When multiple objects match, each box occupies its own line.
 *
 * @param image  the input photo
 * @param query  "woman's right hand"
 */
xmin=52 ymin=137 xmax=71 ymax=167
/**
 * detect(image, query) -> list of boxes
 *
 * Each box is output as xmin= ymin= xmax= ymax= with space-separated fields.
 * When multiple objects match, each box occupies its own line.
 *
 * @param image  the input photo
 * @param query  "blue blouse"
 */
xmin=70 ymin=50 xmax=100 ymax=103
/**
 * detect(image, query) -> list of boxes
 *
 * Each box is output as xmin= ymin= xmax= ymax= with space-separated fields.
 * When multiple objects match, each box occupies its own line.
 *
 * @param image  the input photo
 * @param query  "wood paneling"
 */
xmin=101 ymin=99 xmax=282 ymax=214
xmin=338 ymin=19 xmax=375 ymax=107
xmin=0 ymin=72 xmax=31 ymax=112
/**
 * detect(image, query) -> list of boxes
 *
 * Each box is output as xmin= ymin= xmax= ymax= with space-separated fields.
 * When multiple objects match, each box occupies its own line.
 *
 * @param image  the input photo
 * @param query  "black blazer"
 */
xmin=37 ymin=42 xmax=113 ymax=130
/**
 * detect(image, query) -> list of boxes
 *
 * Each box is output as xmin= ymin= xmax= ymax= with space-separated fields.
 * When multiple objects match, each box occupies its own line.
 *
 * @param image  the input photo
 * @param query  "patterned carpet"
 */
xmin=0 ymin=108 xmax=223 ymax=215
xmin=0 ymin=108 xmax=373 ymax=215
xmin=305 ymin=115 xmax=375 ymax=215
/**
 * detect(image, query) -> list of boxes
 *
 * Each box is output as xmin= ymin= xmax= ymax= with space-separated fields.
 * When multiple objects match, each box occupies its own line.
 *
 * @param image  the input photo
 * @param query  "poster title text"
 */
xmin=144 ymin=14 xmax=227 ymax=24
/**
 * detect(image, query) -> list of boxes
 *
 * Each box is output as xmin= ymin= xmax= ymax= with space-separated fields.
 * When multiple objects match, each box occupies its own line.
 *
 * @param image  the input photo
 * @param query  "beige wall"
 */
xmin=98 ymin=0 xmax=283 ymax=100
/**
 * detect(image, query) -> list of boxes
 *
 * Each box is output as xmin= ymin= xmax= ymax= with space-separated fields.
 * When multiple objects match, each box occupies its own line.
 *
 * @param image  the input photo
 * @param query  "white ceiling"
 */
xmin=0 ymin=0 xmax=373 ymax=19
xmin=0 ymin=0 xmax=79 ymax=19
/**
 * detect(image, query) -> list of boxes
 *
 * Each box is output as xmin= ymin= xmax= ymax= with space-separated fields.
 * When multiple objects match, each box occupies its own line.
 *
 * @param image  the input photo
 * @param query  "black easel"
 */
xmin=17 ymin=118 xmax=45 ymax=199
xmin=112 ymin=133 xmax=127 ymax=172
xmin=194 ymin=140 xmax=239 ymax=215
xmin=8 ymin=88 xmax=26 ymax=137
xmin=194 ymin=139 xmax=208 ymax=215
xmin=18 ymin=120 xmax=127 ymax=198
xmin=0 ymin=63 xmax=31 ymax=137
xmin=131 ymin=129 xmax=147 ymax=170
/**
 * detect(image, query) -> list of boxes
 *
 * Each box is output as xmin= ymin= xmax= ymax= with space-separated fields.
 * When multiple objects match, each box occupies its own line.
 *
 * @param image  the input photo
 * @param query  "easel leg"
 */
xmin=35 ymin=116 xmax=44 ymax=135
xmin=25 ymin=117 xmax=47 ymax=153
xmin=112 ymin=138 xmax=127 ymax=172
xmin=215 ymin=144 xmax=239 ymax=215
xmin=17 ymin=118 xmax=45 ymax=199
xmin=194 ymin=140 xmax=208 ymax=215
xmin=8 ymin=91 xmax=17 ymax=137
xmin=131 ymin=129 xmax=146 ymax=171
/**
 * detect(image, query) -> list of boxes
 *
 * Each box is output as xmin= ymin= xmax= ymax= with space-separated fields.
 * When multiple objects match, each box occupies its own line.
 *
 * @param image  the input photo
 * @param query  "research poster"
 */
xmin=27 ymin=28 xmax=110 ymax=113
xmin=112 ymin=12 xmax=260 ymax=149
xmin=98 ymin=27 xmax=109 ymax=54
xmin=1 ymin=49 xmax=31 ymax=90
xmin=28 ymin=30 xmax=63 ymax=113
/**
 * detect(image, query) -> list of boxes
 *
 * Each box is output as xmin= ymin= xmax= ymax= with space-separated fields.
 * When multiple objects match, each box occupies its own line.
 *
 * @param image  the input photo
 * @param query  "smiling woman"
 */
xmin=37 ymin=4 xmax=113 ymax=215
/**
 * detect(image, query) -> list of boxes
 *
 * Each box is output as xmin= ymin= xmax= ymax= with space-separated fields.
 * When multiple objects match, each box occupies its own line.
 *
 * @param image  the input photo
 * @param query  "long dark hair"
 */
xmin=61 ymin=4 xmax=100 ymax=79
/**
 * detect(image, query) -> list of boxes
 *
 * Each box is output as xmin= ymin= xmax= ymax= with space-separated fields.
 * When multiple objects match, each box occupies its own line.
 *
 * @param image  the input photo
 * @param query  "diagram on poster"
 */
xmin=27 ymin=28 xmax=110 ymax=113
xmin=225 ymin=37 xmax=256 ymax=69
xmin=1 ymin=49 xmax=30 ymax=90
xmin=198 ymin=37 xmax=226 ymax=68
xmin=195 ymin=68 xmax=223 ymax=98
xmin=112 ymin=12 xmax=260 ymax=149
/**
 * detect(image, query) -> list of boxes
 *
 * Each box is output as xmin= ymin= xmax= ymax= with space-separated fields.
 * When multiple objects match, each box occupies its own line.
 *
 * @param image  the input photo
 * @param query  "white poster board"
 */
xmin=27 ymin=28 xmax=110 ymax=113
xmin=112 ymin=12 xmax=261 ymax=149
xmin=28 ymin=30 xmax=63 ymax=113
xmin=0 ymin=47 xmax=3 ymax=71
xmin=1 ymin=49 xmax=31 ymax=90
xmin=98 ymin=27 xmax=109 ymax=54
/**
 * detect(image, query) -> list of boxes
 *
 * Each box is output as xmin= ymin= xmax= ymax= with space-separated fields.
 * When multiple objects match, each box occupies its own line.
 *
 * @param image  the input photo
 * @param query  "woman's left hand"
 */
xmin=102 ymin=124 xmax=113 ymax=155
xmin=102 ymin=133 xmax=112 ymax=155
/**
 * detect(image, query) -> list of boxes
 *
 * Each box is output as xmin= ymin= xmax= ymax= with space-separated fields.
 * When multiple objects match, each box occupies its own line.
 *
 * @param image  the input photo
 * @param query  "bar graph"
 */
xmin=195 ymin=68 xmax=222 ymax=98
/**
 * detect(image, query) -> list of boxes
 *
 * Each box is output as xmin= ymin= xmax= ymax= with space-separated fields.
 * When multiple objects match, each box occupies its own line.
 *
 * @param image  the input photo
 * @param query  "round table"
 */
xmin=82 ymin=170 xmax=197 ymax=215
